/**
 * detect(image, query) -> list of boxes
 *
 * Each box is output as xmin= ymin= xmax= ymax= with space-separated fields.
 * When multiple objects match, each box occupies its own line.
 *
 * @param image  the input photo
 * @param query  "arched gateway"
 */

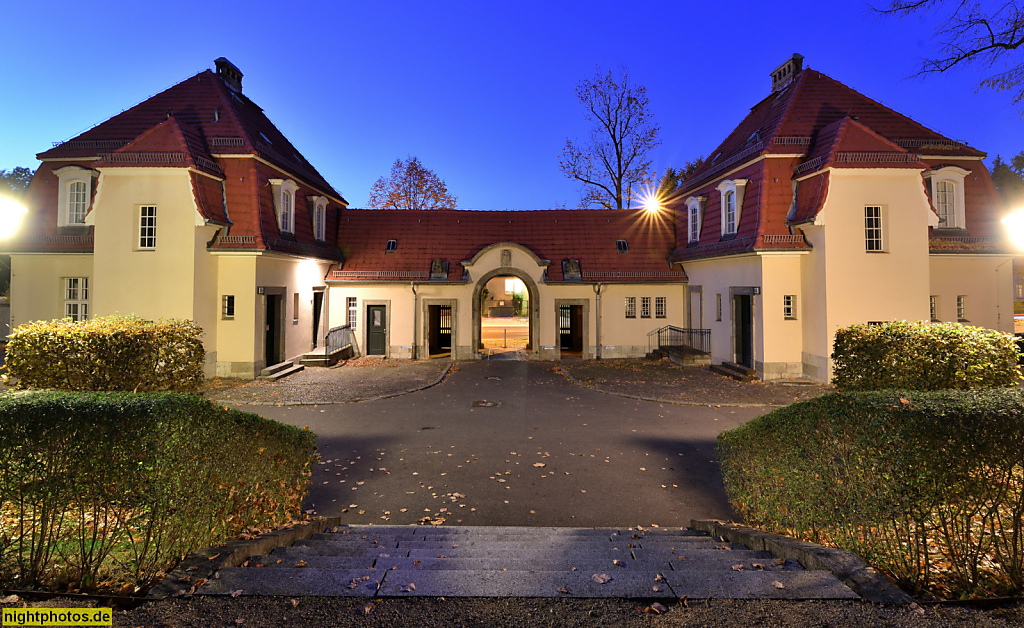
xmin=467 ymin=244 xmax=543 ymax=358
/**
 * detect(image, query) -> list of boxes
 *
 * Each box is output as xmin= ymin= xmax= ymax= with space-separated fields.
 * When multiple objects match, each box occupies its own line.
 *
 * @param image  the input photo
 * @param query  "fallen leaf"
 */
xmin=592 ymin=573 xmax=613 ymax=584
xmin=752 ymin=563 xmax=764 ymax=571
xmin=680 ymin=595 xmax=689 ymax=608
xmin=208 ymin=553 xmax=221 ymax=561
xmin=731 ymin=564 xmax=744 ymax=571
xmin=413 ymin=560 xmax=422 ymax=565
xmin=294 ymin=560 xmax=308 ymax=568
xmin=401 ymin=583 xmax=416 ymax=592
xmin=557 ymin=585 xmax=570 ymax=594
xmin=290 ymin=599 xmax=299 ymax=608
xmin=652 ymin=585 xmax=662 ymax=592
xmin=0 ymin=595 xmax=19 ymax=604
xmin=773 ymin=558 xmax=786 ymax=565
xmin=533 ymin=462 xmax=546 ymax=468
xmin=772 ymin=580 xmax=786 ymax=589
xmin=651 ymin=602 xmax=668 ymax=614
xmin=361 ymin=602 xmax=375 ymax=615
xmin=613 ymin=559 xmax=624 ymax=567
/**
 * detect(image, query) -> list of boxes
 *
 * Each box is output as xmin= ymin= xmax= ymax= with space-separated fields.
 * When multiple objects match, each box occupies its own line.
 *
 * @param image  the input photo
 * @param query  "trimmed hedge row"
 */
xmin=4 ymin=315 xmax=205 ymax=392
xmin=719 ymin=391 xmax=1024 ymax=597
xmin=831 ymin=321 xmax=1020 ymax=391
xmin=0 ymin=392 xmax=316 ymax=590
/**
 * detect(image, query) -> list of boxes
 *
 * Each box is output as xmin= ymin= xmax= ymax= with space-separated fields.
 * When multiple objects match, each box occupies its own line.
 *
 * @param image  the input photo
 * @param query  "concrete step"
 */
xmin=710 ymin=362 xmax=757 ymax=382
xmin=259 ymin=361 xmax=293 ymax=377
xmin=259 ymin=363 xmax=304 ymax=381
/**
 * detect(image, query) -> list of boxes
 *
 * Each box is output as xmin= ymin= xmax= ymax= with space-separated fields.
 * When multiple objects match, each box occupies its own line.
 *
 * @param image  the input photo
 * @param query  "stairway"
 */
xmin=198 ymin=525 xmax=859 ymax=599
xmin=710 ymin=361 xmax=758 ymax=382
xmin=259 ymin=361 xmax=305 ymax=381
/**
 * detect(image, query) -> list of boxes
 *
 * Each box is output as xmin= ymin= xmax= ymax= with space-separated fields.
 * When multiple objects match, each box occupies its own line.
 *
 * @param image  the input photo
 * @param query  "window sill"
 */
xmin=958 ymin=319 xmax=970 ymax=323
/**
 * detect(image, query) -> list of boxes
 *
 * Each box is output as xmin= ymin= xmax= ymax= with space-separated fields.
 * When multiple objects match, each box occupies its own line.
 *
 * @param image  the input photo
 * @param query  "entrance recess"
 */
xmin=265 ymin=293 xmax=283 ymax=366
xmin=428 ymin=304 xmax=452 ymax=356
xmin=473 ymin=270 xmax=538 ymax=359
xmin=559 ymin=304 xmax=584 ymax=354
xmin=733 ymin=294 xmax=753 ymax=368
xmin=367 ymin=305 xmax=387 ymax=356
xmin=312 ymin=290 xmax=325 ymax=348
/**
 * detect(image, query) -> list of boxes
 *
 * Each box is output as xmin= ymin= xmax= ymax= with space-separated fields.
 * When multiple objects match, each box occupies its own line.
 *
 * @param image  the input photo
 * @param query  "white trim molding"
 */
xmin=923 ymin=166 xmax=970 ymax=230
xmin=269 ymin=178 xmax=299 ymax=234
xmin=684 ymin=195 xmax=707 ymax=243
xmin=54 ymin=165 xmax=98 ymax=227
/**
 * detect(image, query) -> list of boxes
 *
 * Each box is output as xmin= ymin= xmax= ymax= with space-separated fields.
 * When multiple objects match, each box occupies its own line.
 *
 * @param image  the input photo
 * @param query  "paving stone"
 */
xmin=660 ymin=571 xmax=859 ymax=599
xmin=376 ymin=569 xmax=675 ymax=598
xmin=199 ymin=567 xmax=385 ymax=597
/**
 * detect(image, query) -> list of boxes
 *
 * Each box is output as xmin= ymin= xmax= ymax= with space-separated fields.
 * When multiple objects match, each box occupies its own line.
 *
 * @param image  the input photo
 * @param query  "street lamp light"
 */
xmin=1001 ymin=209 xmax=1024 ymax=251
xmin=0 ymin=196 xmax=28 ymax=240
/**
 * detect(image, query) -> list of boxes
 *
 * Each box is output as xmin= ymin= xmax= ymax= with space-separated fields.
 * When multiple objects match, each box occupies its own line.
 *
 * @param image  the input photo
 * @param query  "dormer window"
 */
xmin=685 ymin=196 xmax=705 ymax=243
xmin=385 ymin=239 xmax=398 ymax=252
xmin=716 ymin=179 xmax=748 ymax=237
xmin=54 ymin=165 xmax=97 ymax=227
xmin=313 ymin=199 xmax=326 ymax=241
xmin=924 ymin=166 xmax=970 ymax=230
xmin=269 ymin=178 xmax=298 ymax=234
xmin=616 ymin=239 xmax=629 ymax=254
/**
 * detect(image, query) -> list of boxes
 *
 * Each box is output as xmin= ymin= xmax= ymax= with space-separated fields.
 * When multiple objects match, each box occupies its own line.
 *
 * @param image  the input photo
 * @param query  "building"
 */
xmin=2 ymin=56 xmax=1014 ymax=382
xmin=670 ymin=55 xmax=1013 ymax=381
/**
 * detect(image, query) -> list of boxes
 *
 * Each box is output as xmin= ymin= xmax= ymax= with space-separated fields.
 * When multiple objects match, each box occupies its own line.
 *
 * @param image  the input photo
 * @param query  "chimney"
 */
xmin=215 ymin=57 xmax=243 ymax=93
xmin=770 ymin=54 xmax=804 ymax=93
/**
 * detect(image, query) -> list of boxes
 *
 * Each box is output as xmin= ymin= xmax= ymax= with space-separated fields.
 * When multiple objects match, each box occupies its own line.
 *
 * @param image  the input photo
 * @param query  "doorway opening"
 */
xmin=477 ymin=274 xmax=533 ymax=359
xmin=559 ymin=304 xmax=584 ymax=356
xmin=311 ymin=290 xmax=325 ymax=348
xmin=427 ymin=304 xmax=452 ymax=357
xmin=264 ymin=293 xmax=283 ymax=366
xmin=733 ymin=294 xmax=753 ymax=368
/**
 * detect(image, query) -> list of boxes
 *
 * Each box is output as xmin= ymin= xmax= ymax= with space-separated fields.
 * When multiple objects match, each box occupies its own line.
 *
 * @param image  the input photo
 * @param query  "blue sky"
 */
xmin=1 ymin=0 xmax=1021 ymax=209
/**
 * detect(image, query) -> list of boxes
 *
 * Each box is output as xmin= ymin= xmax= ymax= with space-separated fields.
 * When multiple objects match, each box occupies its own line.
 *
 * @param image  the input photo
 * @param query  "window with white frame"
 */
xmin=625 ymin=296 xmax=636 ymax=318
xmin=138 ymin=206 xmax=157 ymax=249
xmin=347 ymin=296 xmax=358 ymax=329
xmin=685 ymin=196 xmax=703 ymax=243
xmin=925 ymin=166 xmax=969 ymax=230
xmin=269 ymin=178 xmax=298 ymax=234
xmin=54 ymin=165 xmax=95 ymax=227
xmin=314 ymin=200 xmax=326 ymax=241
xmin=655 ymin=296 xmax=666 ymax=318
xmin=957 ymin=295 xmax=968 ymax=321
xmin=222 ymin=295 xmax=235 ymax=319
xmin=716 ymin=179 xmax=747 ymax=237
xmin=64 ymin=277 xmax=89 ymax=321
xmin=716 ymin=294 xmax=722 ymax=321
xmin=783 ymin=295 xmax=797 ymax=320
xmin=641 ymin=297 xmax=651 ymax=318
xmin=929 ymin=295 xmax=938 ymax=321
xmin=864 ymin=206 xmax=883 ymax=251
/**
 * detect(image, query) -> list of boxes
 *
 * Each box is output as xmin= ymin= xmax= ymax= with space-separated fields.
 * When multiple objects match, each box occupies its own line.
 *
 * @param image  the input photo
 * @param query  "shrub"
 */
xmin=719 ymin=390 xmax=1024 ymax=597
xmin=4 ymin=315 xmax=205 ymax=392
xmin=0 ymin=392 xmax=315 ymax=591
xmin=831 ymin=321 xmax=1020 ymax=391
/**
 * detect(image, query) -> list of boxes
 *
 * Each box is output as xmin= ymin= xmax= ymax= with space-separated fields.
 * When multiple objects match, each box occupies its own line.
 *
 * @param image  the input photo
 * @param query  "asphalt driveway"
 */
xmin=246 ymin=360 xmax=771 ymax=528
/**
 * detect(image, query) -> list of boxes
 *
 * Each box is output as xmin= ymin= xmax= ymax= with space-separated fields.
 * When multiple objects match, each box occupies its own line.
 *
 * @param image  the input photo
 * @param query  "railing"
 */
xmin=647 ymin=325 xmax=711 ymax=355
xmin=331 ymin=270 xmax=429 ymax=279
xmin=325 ymin=324 xmax=354 ymax=356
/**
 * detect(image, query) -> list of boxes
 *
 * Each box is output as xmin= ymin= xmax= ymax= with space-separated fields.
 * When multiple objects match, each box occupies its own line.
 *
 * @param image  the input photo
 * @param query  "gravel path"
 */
xmin=206 ymin=359 xmax=450 ymax=405
xmin=563 ymin=358 xmax=830 ymax=407
xmin=7 ymin=597 xmax=1022 ymax=627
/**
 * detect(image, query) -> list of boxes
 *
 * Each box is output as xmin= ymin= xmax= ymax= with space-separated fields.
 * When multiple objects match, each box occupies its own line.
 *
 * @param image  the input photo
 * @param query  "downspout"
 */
xmin=411 ymin=282 xmax=419 ymax=359
xmin=593 ymin=283 xmax=603 ymax=360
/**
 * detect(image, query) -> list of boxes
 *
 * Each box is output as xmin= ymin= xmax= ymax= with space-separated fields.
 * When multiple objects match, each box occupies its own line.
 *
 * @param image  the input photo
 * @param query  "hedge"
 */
xmin=0 ymin=392 xmax=316 ymax=591
xmin=4 ymin=315 xmax=205 ymax=392
xmin=831 ymin=321 xmax=1020 ymax=391
xmin=719 ymin=390 xmax=1024 ymax=597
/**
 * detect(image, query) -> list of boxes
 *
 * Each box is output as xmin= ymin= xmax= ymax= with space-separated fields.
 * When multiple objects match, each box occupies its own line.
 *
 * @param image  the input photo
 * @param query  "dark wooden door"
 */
xmin=733 ymin=294 xmax=753 ymax=368
xmin=265 ymin=294 xmax=280 ymax=366
xmin=367 ymin=305 xmax=386 ymax=355
xmin=312 ymin=291 xmax=324 ymax=348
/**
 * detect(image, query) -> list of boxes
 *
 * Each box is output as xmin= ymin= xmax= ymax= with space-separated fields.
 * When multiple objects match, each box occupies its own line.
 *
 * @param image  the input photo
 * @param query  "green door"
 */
xmin=367 ymin=305 xmax=387 ymax=355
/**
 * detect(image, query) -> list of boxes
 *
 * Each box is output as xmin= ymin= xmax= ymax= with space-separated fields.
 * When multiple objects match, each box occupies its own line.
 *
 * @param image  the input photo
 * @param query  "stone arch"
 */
xmin=472 ymin=267 xmax=541 ymax=357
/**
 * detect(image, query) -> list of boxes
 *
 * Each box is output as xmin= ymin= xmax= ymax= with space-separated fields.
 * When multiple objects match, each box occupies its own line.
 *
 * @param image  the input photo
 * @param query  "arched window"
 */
xmin=724 ymin=191 xmax=736 ymax=234
xmin=281 ymin=190 xmax=293 ymax=233
xmin=67 ymin=181 xmax=87 ymax=225
xmin=935 ymin=180 xmax=957 ymax=228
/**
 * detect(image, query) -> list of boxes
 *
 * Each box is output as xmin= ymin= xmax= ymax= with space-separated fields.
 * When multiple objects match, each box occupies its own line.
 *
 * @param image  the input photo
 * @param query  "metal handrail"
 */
xmin=325 ymin=324 xmax=354 ymax=356
xmin=647 ymin=325 xmax=711 ymax=355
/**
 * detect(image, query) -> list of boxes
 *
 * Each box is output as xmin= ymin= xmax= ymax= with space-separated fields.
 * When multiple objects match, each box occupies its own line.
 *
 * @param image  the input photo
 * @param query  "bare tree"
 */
xmin=876 ymin=1 xmax=1024 ymax=107
xmin=560 ymin=68 xmax=661 ymax=209
xmin=368 ymin=157 xmax=457 ymax=209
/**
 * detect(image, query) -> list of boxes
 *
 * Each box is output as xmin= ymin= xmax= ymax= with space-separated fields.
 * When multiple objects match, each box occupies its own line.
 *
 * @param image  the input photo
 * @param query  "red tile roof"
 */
xmin=329 ymin=209 xmax=685 ymax=283
xmin=93 ymin=115 xmax=223 ymax=178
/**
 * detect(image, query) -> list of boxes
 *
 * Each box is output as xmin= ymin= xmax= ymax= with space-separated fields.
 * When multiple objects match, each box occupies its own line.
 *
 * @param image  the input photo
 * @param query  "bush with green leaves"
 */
xmin=0 ymin=392 xmax=315 ymax=591
xmin=831 ymin=321 xmax=1020 ymax=391
xmin=4 ymin=315 xmax=205 ymax=392
xmin=719 ymin=390 xmax=1024 ymax=597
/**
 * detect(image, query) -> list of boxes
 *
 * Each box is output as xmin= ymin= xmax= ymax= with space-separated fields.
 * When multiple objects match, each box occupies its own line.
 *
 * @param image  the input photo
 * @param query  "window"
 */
xmin=314 ymin=200 xmax=326 ymax=241
xmin=293 ymin=292 xmax=300 ymax=324
xmin=655 ymin=296 xmax=666 ymax=318
xmin=269 ymin=178 xmax=298 ymax=234
xmin=625 ymin=297 xmax=636 ymax=318
xmin=864 ymin=206 xmax=883 ymax=251
xmin=716 ymin=179 xmax=748 ymax=237
xmin=54 ymin=165 xmax=95 ymax=227
xmin=67 ymin=181 xmax=88 ymax=225
xmin=64 ymin=277 xmax=89 ymax=321
xmin=347 ymin=297 xmax=358 ymax=329
xmin=616 ymin=239 xmax=629 ymax=254
xmin=716 ymin=294 xmax=722 ymax=321
xmin=935 ymin=180 xmax=956 ymax=228
xmin=925 ymin=166 xmax=969 ymax=230
xmin=222 ymin=295 xmax=235 ymax=319
xmin=641 ymin=297 xmax=651 ymax=318
xmin=138 ymin=206 xmax=157 ymax=249
xmin=783 ymin=295 xmax=797 ymax=320
xmin=929 ymin=295 xmax=938 ymax=321
xmin=686 ymin=197 xmax=704 ymax=243
xmin=385 ymin=239 xmax=398 ymax=252
xmin=957 ymin=295 xmax=968 ymax=321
